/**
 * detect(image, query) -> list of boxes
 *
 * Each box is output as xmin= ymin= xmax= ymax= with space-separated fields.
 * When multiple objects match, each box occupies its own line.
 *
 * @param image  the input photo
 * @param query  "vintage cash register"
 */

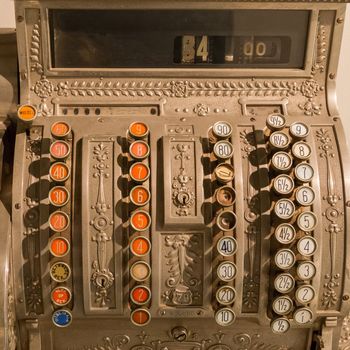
xmin=0 ymin=1 xmax=350 ymax=349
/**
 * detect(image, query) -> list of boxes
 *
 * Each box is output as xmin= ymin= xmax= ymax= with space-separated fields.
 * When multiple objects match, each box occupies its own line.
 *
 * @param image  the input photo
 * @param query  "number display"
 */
xmin=215 ymin=308 xmax=236 ymax=326
xmin=274 ymin=273 xmax=295 ymax=293
xmin=274 ymin=199 xmax=295 ymax=220
xmin=213 ymin=141 xmax=234 ymax=159
xmin=213 ymin=121 xmax=232 ymax=139
xmin=272 ymin=296 xmax=293 ymax=315
xmin=297 ymin=236 xmax=317 ymax=256
xmin=271 ymin=152 xmax=293 ymax=172
xmin=297 ymin=261 xmax=316 ymax=280
xmin=297 ymin=212 xmax=317 ymax=231
xmin=275 ymin=249 xmax=296 ymax=270
xmin=290 ymin=122 xmax=309 ymax=139
xmin=217 ymin=261 xmax=237 ymax=281
xmin=295 ymin=285 xmax=315 ymax=304
xmin=217 ymin=237 xmax=237 ymax=257
xmin=293 ymin=308 xmax=313 ymax=324
xmin=216 ymin=286 xmax=236 ymax=305
xmin=273 ymin=175 xmax=294 ymax=195
xmin=295 ymin=186 xmax=315 ymax=206
xmin=271 ymin=318 xmax=290 ymax=334
xmin=270 ymin=132 xmax=290 ymax=150
xmin=267 ymin=114 xmax=286 ymax=130
xmin=275 ymin=224 xmax=296 ymax=244
xmin=295 ymin=163 xmax=314 ymax=183
xmin=292 ymin=142 xmax=312 ymax=160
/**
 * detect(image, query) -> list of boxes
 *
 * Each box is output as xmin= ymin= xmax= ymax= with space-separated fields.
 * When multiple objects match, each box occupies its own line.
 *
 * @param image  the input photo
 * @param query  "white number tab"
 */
xmin=213 ymin=141 xmax=234 ymax=160
xmin=271 ymin=318 xmax=290 ymax=334
xmin=295 ymin=163 xmax=314 ymax=183
xmin=297 ymin=212 xmax=317 ymax=231
xmin=215 ymin=308 xmax=236 ymax=326
xmin=272 ymin=296 xmax=293 ymax=315
xmin=272 ymin=152 xmax=293 ymax=172
xmin=217 ymin=261 xmax=237 ymax=281
xmin=270 ymin=132 xmax=290 ymax=150
xmin=297 ymin=262 xmax=316 ymax=280
xmin=292 ymin=142 xmax=312 ymax=160
xmin=216 ymin=286 xmax=236 ymax=305
xmin=297 ymin=236 xmax=317 ymax=256
xmin=275 ymin=249 xmax=296 ymax=270
xmin=217 ymin=237 xmax=237 ymax=257
xmin=274 ymin=273 xmax=295 ymax=293
xmin=293 ymin=308 xmax=313 ymax=325
xmin=290 ymin=122 xmax=310 ymax=139
xmin=275 ymin=224 xmax=296 ymax=244
xmin=295 ymin=285 xmax=315 ymax=304
xmin=273 ymin=175 xmax=294 ymax=195
xmin=274 ymin=199 xmax=295 ymax=220
xmin=295 ymin=186 xmax=315 ymax=206
xmin=266 ymin=114 xmax=286 ymax=130
xmin=213 ymin=121 xmax=232 ymax=139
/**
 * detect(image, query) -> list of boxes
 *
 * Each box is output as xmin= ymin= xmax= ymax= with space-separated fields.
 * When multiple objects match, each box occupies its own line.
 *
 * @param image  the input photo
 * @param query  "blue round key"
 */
xmin=52 ymin=309 xmax=72 ymax=327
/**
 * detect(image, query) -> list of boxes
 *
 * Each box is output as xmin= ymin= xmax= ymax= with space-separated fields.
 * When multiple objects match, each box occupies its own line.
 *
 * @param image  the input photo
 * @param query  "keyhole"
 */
xmin=177 ymin=192 xmax=190 ymax=205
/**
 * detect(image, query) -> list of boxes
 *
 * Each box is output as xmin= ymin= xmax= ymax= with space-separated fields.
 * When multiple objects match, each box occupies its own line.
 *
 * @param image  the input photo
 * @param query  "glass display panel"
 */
xmin=49 ymin=9 xmax=310 ymax=69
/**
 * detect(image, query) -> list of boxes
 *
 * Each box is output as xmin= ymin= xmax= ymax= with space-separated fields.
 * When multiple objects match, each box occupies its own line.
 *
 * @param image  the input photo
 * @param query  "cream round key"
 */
xmin=266 ymin=113 xmax=286 ymax=131
xmin=212 ymin=121 xmax=233 ymax=139
xmin=295 ymin=285 xmax=316 ymax=304
xmin=273 ymin=175 xmax=294 ymax=196
xmin=272 ymin=296 xmax=294 ymax=316
xmin=274 ymin=199 xmax=295 ymax=220
xmin=270 ymin=131 xmax=290 ymax=150
xmin=275 ymin=249 xmax=296 ymax=270
xmin=295 ymin=186 xmax=315 ymax=206
xmin=297 ymin=212 xmax=317 ymax=232
xmin=297 ymin=261 xmax=317 ymax=281
xmin=297 ymin=236 xmax=317 ymax=257
xmin=213 ymin=140 xmax=234 ymax=160
xmin=293 ymin=307 xmax=313 ymax=325
xmin=290 ymin=122 xmax=310 ymax=139
xmin=217 ymin=236 xmax=237 ymax=257
xmin=275 ymin=224 xmax=296 ymax=244
xmin=214 ymin=163 xmax=234 ymax=184
xmin=217 ymin=261 xmax=237 ymax=282
xmin=216 ymin=286 xmax=236 ymax=305
xmin=295 ymin=163 xmax=314 ymax=183
xmin=274 ymin=273 xmax=295 ymax=293
xmin=292 ymin=142 xmax=312 ymax=160
xmin=271 ymin=318 xmax=291 ymax=334
xmin=271 ymin=152 xmax=293 ymax=172
xmin=215 ymin=308 xmax=236 ymax=326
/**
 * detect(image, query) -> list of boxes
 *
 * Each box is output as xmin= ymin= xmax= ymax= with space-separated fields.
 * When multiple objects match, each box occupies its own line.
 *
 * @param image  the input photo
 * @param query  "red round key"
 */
xmin=50 ymin=141 xmax=70 ymax=159
xmin=131 ymin=309 xmax=151 ymax=326
xmin=131 ymin=286 xmax=151 ymax=305
xmin=129 ymin=122 xmax=149 ymax=138
xmin=130 ymin=186 xmax=150 ymax=206
xmin=49 ymin=212 xmax=70 ymax=232
xmin=129 ymin=163 xmax=150 ymax=183
xmin=129 ymin=141 xmax=150 ymax=159
xmin=50 ymin=163 xmax=70 ymax=182
xmin=130 ymin=211 xmax=151 ymax=231
xmin=50 ymin=237 xmax=70 ymax=257
xmin=51 ymin=287 xmax=72 ymax=306
xmin=130 ymin=237 xmax=151 ymax=256
xmin=49 ymin=186 xmax=70 ymax=207
xmin=51 ymin=122 xmax=71 ymax=138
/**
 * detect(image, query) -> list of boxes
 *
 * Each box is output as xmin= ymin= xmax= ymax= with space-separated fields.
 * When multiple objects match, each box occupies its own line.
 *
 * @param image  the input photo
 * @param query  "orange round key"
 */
xmin=50 ymin=162 xmax=70 ymax=182
xmin=17 ymin=104 xmax=37 ymax=122
xmin=50 ymin=237 xmax=70 ymax=257
xmin=49 ymin=212 xmax=70 ymax=232
xmin=131 ymin=286 xmax=151 ymax=305
xmin=131 ymin=309 xmax=151 ymax=326
xmin=49 ymin=186 xmax=70 ymax=207
xmin=51 ymin=287 xmax=72 ymax=306
xmin=50 ymin=141 xmax=71 ymax=159
xmin=130 ymin=211 xmax=151 ymax=231
xmin=129 ymin=141 xmax=150 ymax=159
xmin=130 ymin=186 xmax=150 ymax=206
xmin=51 ymin=122 xmax=71 ymax=138
xmin=129 ymin=163 xmax=150 ymax=183
xmin=129 ymin=122 xmax=149 ymax=138
xmin=130 ymin=237 xmax=151 ymax=256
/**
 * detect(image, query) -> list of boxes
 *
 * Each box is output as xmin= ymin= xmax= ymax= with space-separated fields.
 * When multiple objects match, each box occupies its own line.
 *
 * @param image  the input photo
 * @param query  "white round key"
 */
xmin=297 ymin=236 xmax=317 ymax=256
xmin=274 ymin=273 xmax=295 ymax=293
xmin=217 ymin=261 xmax=237 ymax=281
xmin=215 ymin=308 xmax=236 ymax=326
xmin=295 ymin=186 xmax=315 ymax=206
xmin=213 ymin=141 xmax=234 ymax=159
xmin=275 ymin=224 xmax=296 ymax=244
xmin=217 ymin=237 xmax=237 ymax=257
xmin=295 ymin=163 xmax=314 ymax=183
xmin=267 ymin=114 xmax=286 ymax=130
xmin=293 ymin=307 xmax=313 ymax=324
xmin=213 ymin=121 xmax=233 ymax=139
xmin=295 ymin=285 xmax=315 ymax=304
xmin=271 ymin=318 xmax=290 ymax=334
xmin=292 ymin=142 xmax=312 ymax=160
xmin=273 ymin=175 xmax=294 ymax=195
xmin=297 ymin=261 xmax=317 ymax=280
xmin=270 ymin=132 xmax=290 ymax=150
xmin=274 ymin=199 xmax=295 ymax=220
xmin=271 ymin=152 xmax=293 ymax=172
xmin=216 ymin=286 xmax=236 ymax=305
xmin=272 ymin=296 xmax=294 ymax=315
xmin=297 ymin=212 xmax=317 ymax=231
xmin=290 ymin=122 xmax=310 ymax=139
xmin=275 ymin=249 xmax=296 ymax=270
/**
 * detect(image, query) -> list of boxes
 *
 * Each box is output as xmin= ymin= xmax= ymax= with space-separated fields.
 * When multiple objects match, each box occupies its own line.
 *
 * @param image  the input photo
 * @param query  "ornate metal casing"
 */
xmin=1 ymin=1 xmax=350 ymax=349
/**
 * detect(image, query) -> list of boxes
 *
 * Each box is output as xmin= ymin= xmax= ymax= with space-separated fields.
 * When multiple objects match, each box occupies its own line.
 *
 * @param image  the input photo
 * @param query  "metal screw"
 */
xmin=346 ymin=201 xmax=350 ymax=207
xmin=343 ymin=295 xmax=349 ymax=301
xmin=329 ymin=73 xmax=336 ymax=80
xmin=172 ymin=327 xmax=188 ymax=342
xmin=337 ymin=18 xmax=344 ymax=24
xmin=15 ymin=203 xmax=21 ymax=209
xmin=17 ymin=16 xmax=24 ymax=22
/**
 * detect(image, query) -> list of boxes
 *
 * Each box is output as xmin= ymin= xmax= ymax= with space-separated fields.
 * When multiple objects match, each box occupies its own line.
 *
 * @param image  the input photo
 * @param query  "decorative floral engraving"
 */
xmin=90 ymin=143 xmax=114 ymax=307
xmin=162 ymin=234 xmax=201 ymax=306
xmin=194 ymin=103 xmax=210 ymax=116
xmin=240 ymin=130 xmax=259 ymax=311
xmin=298 ymin=100 xmax=322 ymax=116
xmin=298 ymin=79 xmax=324 ymax=116
xmin=8 ymin=276 xmax=17 ymax=350
xmin=56 ymin=80 xmax=299 ymax=99
xmin=316 ymin=129 xmax=343 ymax=309
xmin=233 ymin=333 xmax=289 ymax=350
xmin=32 ymin=77 xmax=54 ymax=99
xmin=339 ymin=315 xmax=350 ymax=349
xmin=172 ymin=144 xmax=195 ymax=216
xmin=67 ymin=335 xmax=130 ymax=350
xmin=30 ymin=21 xmax=43 ymax=74
xmin=311 ymin=24 xmax=327 ymax=76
